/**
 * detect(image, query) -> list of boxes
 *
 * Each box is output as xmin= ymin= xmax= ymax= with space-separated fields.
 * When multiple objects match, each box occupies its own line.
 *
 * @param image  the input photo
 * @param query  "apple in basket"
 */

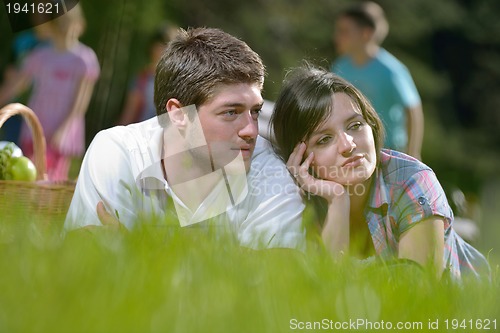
xmin=0 ymin=141 xmax=37 ymax=181
xmin=0 ymin=141 xmax=22 ymax=158
xmin=6 ymin=156 xmax=37 ymax=181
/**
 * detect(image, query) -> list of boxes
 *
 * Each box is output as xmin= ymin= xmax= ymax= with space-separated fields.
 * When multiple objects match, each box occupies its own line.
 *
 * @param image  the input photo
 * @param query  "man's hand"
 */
xmin=80 ymin=201 xmax=126 ymax=233
xmin=96 ymin=201 xmax=126 ymax=231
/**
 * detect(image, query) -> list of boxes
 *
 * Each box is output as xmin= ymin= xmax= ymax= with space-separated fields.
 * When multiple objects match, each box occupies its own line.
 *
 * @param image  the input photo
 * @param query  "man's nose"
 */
xmin=238 ymin=111 xmax=258 ymax=140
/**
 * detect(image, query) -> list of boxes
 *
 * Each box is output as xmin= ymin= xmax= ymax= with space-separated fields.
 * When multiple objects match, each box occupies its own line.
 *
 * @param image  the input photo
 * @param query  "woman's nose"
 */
xmin=338 ymin=132 xmax=356 ymax=156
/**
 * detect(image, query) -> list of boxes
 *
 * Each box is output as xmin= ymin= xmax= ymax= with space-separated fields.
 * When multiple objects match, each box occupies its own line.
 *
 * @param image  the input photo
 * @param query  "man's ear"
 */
xmin=166 ymin=98 xmax=187 ymax=130
xmin=362 ymin=27 xmax=376 ymax=43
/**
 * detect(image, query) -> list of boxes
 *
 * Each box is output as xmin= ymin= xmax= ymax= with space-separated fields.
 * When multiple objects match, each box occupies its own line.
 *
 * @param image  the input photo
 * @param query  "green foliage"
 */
xmin=0 ymin=211 xmax=498 ymax=333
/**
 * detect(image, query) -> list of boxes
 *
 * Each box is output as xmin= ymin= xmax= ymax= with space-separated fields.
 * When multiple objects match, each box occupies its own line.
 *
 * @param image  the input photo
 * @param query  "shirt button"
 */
xmin=417 ymin=196 xmax=427 ymax=205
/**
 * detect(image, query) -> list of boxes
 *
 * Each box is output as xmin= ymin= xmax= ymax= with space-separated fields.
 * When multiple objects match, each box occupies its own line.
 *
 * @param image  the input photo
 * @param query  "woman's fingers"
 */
xmin=286 ymin=142 xmax=303 ymax=167
xmin=285 ymin=142 xmax=299 ymax=167
xmin=292 ymin=150 xmax=346 ymax=199
xmin=286 ymin=142 xmax=306 ymax=176
xmin=294 ymin=151 xmax=315 ymax=189
xmin=286 ymin=142 xmax=345 ymax=200
xmin=300 ymin=151 xmax=314 ymax=174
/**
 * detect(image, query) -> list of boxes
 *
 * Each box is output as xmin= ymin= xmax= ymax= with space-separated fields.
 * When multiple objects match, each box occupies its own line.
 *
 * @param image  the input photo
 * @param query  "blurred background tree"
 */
xmin=1 ymin=0 xmax=499 ymax=251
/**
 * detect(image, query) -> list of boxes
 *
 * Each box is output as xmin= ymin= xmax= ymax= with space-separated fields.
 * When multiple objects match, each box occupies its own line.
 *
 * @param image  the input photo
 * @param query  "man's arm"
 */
xmin=240 ymin=190 xmax=305 ymax=250
xmin=64 ymin=130 xmax=138 ymax=231
xmin=0 ymin=71 xmax=30 ymax=106
xmin=406 ymin=104 xmax=424 ymax=160
xmin=238 ymin=141 xmax=306 ymax=250
xmin=52 ymin=78 xmax=95 ymax=146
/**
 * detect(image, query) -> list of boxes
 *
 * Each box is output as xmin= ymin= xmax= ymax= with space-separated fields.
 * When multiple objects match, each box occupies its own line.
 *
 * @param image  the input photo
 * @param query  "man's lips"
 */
xmin=341 ymin=155 xmax=364 ymax=167
xmin=232 ymin=146 xmax=254 ymax=159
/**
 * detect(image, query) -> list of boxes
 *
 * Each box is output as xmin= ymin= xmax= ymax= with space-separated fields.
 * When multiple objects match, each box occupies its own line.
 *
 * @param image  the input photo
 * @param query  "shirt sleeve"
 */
xmin=389 ymin=66 xmax=421 ymax=108
xmin=80 ymin=45 xmax=100 ymax=82
xmin=236 ymin=148 xmax=306 ymax=250
xmin=394 ymin=169 xmax=453 ymax=236
xmin=64 ymin=129 xmax=139 ymax=231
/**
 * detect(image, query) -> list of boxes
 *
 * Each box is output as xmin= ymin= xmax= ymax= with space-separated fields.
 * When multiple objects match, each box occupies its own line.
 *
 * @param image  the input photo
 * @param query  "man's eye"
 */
xmin=224 ymin=110 xmax=237 ymax=116
xmin=250 ymin=109 xmax=261 ymax=119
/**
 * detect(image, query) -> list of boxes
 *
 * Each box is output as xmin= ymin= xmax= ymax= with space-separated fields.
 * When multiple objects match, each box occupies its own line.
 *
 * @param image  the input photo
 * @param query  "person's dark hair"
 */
xmin=148 ymin=23 xmax=178 ymax=51
xmin=154 ymin=27 xmax=265 ymax=124
xmin=270 ymin=65 xmax=385 ymax=163
xmin=339 ymin=1 xmax=389 ymax=44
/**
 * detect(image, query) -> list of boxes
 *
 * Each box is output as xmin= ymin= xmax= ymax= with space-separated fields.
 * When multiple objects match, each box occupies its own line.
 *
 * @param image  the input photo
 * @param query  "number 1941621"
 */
xmin=6 ymin=2 xmax=60 ymax=14
xmin=444 ymin=319 xmax=497 ymax=330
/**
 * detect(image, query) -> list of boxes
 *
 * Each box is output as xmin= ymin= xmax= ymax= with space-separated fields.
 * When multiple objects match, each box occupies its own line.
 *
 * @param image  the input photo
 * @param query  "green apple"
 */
xmin=0 ymin=141 xmax=22 ymax=158
xmin=6 ymin=156 xmax=37 ymax=181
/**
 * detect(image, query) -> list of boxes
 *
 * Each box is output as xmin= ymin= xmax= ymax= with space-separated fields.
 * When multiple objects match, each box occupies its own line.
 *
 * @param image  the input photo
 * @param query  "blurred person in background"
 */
xmin=0 ymin=4 xmax=100 ymax=181
xmin=117 ymin=23 xmax=178 ymax=125
xmin=0 ymin=14 xmax=51 ymax=145
xmin=331 ymin=1 xmax=424 ymax=160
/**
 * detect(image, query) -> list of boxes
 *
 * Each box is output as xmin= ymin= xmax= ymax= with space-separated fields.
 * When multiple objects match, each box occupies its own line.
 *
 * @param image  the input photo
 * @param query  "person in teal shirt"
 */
xmin=331 ymin=1 xmax=424 ymax=159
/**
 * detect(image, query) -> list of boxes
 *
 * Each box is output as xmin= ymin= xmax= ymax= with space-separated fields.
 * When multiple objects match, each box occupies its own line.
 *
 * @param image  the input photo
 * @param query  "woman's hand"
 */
xmin=287 ymin=142 xmax=350 ymax=256
xmin=286 ymin=142 xmax=346 ymax=203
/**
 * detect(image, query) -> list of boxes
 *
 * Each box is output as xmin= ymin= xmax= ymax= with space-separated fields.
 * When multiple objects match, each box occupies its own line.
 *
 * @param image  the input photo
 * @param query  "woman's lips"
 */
xmin=341 ymin=155 xmax=364 ymax=168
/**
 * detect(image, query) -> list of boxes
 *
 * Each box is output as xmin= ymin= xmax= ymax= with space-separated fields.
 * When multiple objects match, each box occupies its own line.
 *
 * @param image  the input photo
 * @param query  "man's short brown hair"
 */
xmin=154 ymin=27 xmax=265 ymax=122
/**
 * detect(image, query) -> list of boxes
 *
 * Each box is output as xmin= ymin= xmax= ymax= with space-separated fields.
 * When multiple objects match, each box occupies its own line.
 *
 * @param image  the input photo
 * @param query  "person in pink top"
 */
xmin=0 ymin=4 xmax=100 ymax=181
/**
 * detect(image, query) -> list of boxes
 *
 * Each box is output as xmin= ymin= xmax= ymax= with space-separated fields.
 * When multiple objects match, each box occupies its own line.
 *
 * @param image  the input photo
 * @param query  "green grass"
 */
xmin=0 ymin=210 xmax=498 ymax=333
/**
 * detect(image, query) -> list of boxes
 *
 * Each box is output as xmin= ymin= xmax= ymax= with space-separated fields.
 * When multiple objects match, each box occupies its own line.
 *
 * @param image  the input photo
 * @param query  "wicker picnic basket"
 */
xmin=0 ymin=103 xmax=76 ymax=224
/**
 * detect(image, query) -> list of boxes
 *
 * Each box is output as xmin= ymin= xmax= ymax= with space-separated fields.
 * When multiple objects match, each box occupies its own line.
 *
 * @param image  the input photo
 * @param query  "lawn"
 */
xmin=0 ymin=210 xmax=498 ymax=333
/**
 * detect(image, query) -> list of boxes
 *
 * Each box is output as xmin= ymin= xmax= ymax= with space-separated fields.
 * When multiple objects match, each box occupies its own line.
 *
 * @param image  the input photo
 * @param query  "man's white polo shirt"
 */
xmin=64 ymin=116 xmax=305 ymax=250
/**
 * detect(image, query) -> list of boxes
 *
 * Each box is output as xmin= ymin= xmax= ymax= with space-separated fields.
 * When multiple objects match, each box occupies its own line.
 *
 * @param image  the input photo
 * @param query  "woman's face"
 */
xmin=305 ymin=92 xmax=377 ymax=186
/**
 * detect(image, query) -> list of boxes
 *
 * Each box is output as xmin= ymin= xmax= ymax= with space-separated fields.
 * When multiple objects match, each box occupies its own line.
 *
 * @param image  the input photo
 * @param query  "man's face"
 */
xmin=194 ymin=83 xmax=263 ymax=172
xmin=333 ymin=16 xmax=369 ymax=55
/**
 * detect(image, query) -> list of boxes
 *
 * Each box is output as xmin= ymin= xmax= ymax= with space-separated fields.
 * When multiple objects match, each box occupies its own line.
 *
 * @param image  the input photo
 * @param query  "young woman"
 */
xmin=270 ymin=66 xmax=489 ymax=280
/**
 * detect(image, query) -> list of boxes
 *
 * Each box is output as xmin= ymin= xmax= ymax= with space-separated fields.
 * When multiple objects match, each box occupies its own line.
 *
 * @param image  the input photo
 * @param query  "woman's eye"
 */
xmin=349 ymin=122 xmax=363 ymax=130
xmin=317 ymin=136 xmax=331 ymax=145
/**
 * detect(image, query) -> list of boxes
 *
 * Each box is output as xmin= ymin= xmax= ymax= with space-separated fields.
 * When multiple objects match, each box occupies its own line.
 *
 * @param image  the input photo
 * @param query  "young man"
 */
xmin=64 ymin=28 xmax=305 ymax=250
xmin=332 ymin=1 xmax=424 ymax=159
